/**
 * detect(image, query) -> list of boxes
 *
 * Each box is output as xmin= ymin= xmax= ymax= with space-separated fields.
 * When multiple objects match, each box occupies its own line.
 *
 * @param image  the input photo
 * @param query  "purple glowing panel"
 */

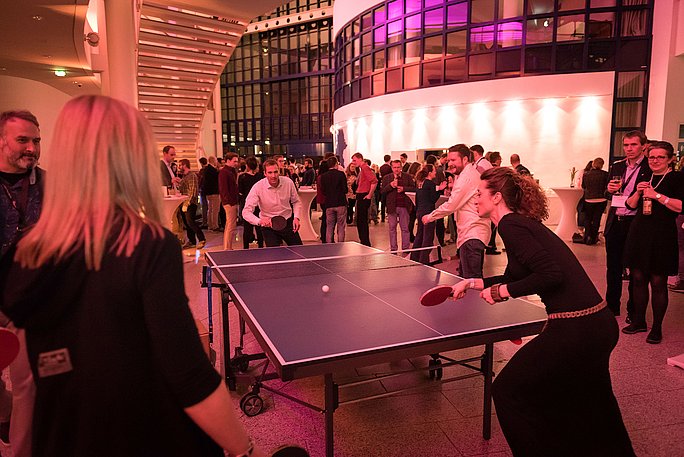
xmin=447 ymin=3 xmax=468 ymax=28
xmin=425 ymin=7 xmax=444 ymax=33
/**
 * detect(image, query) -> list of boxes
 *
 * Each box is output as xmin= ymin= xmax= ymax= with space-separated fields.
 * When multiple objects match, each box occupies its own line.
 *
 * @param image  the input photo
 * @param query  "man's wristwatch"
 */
xmin=656 ymin=193 xmax=662 ymax=200
xmin=490 ymin=284 xmax=509 ymax=302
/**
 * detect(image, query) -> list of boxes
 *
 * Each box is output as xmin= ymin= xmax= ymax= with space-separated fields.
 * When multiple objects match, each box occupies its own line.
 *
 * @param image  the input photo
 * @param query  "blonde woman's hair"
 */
xmin=15 ymin=95 xmax=164 ymax=270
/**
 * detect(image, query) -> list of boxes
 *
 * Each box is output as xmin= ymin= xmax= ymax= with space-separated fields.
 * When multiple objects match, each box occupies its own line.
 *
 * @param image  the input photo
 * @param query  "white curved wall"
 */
xmin=0 ymin=76 xmax=72 ymax=170
xmin=333 ymin=72 xmax=614 ymax=188
xmin=333 ymin=0 xmax=380 ymax=37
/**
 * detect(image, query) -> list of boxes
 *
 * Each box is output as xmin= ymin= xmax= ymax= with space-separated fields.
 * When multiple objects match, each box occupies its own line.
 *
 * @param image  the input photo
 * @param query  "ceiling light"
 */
xmin=54 ymin=70 xmax=67 ymax=77
xmin=32 ymin=15 xmax=43 ymax=21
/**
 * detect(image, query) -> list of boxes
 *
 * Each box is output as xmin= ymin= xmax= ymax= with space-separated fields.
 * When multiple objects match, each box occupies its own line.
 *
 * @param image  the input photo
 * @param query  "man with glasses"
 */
xmin=604 ymin=131 xmax=652 ymax=322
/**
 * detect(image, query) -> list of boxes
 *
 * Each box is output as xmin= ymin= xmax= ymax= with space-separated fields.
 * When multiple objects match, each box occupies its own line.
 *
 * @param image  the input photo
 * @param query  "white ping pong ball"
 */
xmin=322 ymin=285 xmax=330 ymax=293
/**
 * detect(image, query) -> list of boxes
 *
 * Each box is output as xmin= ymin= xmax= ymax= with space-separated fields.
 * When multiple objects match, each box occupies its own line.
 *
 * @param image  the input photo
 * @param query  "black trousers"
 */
xmin=262 ymin=217 xmax=303 ymax=247
xmin=605 ymin=216 xmax=634 ymax=316
xmin=583 ymin=201 xmax=607 ymax=245
xmin=181 ymin=203 xmax=205 ymax=244
xmin=493 ymin=308 xmax=634 ymax=457
xmin=355 ymin=193 xmax=371 ymax=246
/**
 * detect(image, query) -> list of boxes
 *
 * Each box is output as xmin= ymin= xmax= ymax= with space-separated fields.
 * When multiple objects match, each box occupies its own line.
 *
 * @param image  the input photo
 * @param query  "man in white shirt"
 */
xmin=242 ymin=159 xmax=303 ymax=247
xmin=422 ymin=144 xmax=491 ymax=278
xmin=471 ymin=144 xmax=493 ymax=174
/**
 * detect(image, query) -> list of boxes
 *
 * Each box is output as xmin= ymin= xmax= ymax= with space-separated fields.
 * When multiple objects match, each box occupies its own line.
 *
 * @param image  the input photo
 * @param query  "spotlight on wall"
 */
xmin=85 ymin=32 xmax=100 ymax=47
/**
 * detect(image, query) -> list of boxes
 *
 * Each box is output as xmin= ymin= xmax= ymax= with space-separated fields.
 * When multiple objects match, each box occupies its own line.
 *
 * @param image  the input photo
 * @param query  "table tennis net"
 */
xmin=214 ymin=253 xmax=421 ymax=284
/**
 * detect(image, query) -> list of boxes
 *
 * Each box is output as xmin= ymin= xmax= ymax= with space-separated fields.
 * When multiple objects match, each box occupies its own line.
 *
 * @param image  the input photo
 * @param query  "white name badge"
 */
xmin=611 ymin=195 xmax=628 ymax=208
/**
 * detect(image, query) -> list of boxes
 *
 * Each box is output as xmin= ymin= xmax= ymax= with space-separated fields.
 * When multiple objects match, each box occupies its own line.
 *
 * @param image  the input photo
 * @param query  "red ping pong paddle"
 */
xmin=271 ymin=445 xmax=309 ymax=457
xmin=0 ymin=328 xmax=20 ymax=370
xmin=271 ymin=215 xmax=287 ymax=231
xmin=420 ymin=285 xmax=454 ymax=306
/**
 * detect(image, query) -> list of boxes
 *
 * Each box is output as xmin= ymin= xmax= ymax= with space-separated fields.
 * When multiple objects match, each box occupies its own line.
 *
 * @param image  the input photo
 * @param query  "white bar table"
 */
xmin=297 ymin=187 xmax=319 ymax=242
xmin=550 ymin=187 xmax=584 ymax=241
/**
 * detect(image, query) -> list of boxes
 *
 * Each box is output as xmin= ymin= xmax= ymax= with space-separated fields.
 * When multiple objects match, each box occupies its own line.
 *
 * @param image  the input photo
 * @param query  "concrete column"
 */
xmin=102 ymin=0 xmax=138 ymax=107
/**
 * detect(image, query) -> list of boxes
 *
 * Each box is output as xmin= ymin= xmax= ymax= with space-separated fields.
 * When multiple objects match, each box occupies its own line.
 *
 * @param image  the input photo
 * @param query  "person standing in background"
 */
xmin=203 ymin=156 xmax=221 ymax=232
xmin=219 ymin=153 xmax=239 ymax=250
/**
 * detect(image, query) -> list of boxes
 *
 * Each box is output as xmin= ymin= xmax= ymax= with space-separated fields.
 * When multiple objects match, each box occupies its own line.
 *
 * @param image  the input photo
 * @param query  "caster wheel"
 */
xmin=240 ymin=393 xmax=264 ymax=417
xmin=428 ymin=359 xmax=442 ymax=380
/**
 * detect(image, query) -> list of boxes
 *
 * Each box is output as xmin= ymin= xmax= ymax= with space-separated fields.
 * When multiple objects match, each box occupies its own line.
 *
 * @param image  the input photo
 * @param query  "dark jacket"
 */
xmin=160 ymin=160 xmax=174 ymax=187
xmin=218 ymin=166 xmax=238 ymax=206
xmin=320 ymin=169 xmax=348 ymax=208
xmin=0 ymin=167 xmax=44 ymax=256
xmin=604 ymin=158 xmax=652 ymax=235
xmin=381 ymin=172 xmax=416 ymax=213
xmin=202 ymin=165 xmax=219 ymax=195
xmin=582 ymin=168 xmax=609 ymax=200
xmin=301 ymin=167 xmax=316 ymax=187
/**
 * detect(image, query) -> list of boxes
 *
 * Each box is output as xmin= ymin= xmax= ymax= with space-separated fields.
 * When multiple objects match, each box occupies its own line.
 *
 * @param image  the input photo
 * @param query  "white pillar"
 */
xmin=103 ymin=0 xmax=138 ymax=107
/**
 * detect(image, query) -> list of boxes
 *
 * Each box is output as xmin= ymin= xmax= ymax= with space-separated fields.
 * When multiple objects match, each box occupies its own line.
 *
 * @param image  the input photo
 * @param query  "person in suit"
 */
xmin=381 ymin=160 xmax=416 ymax=255
xmin=379 ymin=154 xmax=392 ymax=222
xmin=160 ymin=145 xmax=180 ymax=189
xmin=604 ymin=130 xmax=652 ymax=321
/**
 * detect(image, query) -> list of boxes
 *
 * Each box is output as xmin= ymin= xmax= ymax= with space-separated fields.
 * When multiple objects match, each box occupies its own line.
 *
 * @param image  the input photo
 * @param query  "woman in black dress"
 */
xmin=623 ymin=141 xmax=684 ymax=343
xmin=410 ymin=165 xmax=445 ymax=264
xmin=450 ymin=167 xmax=634 ymax=457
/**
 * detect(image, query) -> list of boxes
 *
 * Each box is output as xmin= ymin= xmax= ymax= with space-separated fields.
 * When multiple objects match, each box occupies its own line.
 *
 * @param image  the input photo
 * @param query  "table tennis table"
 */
xmin=204 ymin=242 xmax=547 ymax=457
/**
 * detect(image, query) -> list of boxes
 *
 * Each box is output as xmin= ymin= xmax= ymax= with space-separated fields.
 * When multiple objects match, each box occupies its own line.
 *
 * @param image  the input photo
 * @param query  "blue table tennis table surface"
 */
xmin=206 ymin=242 xmax=547 ymax=381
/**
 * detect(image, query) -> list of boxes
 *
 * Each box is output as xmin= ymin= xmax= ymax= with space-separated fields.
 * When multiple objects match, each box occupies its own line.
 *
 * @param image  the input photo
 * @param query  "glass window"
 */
xmin=615 ymin=101 xmax=643 ymax=128
xmin=588 ymin=12 xmax=615 ymax=39
xmin=471 ymin=0 xmax=495 ymax=24
xmin=525 ymin=46 xmax=552 ymax=73
xmin=386 ymin=68 xmax=402 ymax=92
xmin=526 ymin=17 xmax=554 ymax=44
xmin=388 ymin=20 xmax=403 ymax=44
xmin=374 ymin=5 xmax=386 ymax=24
xmin=498 ymin=21 xmax=523 ymax=47
xmin=362 ymin=31 xmax=372 ymax=53
xmin=447 ymin=3 xmax=468 ymax=28
xmin=361 ymin=13 xmax=373 ymax=31
xmin=352 ymin=19 xmax=360 ymax=36
xmin=406 ymin=0 xmax=422 ymax=14
xmin=556 ymin=43 xmax=583 ymax=71
xmin=496 ymin=49 xmax=521 ymax=75
xmin=446 ymin=30 xmax=467 ymax=56
xmin=616 ymin=72 xmax=644 ymax=98
xmin=362 ymin=54 xmax=373 ymax=74
xmin=499 ymin=0 xmax=523 ymax=19
xmin=621 ymin=10 xmax=648 ymax=37
xmin=618 ymin=40 xmax=649 ymax=69
xmin=425 ymin=0 xmax=444 ymax=6
xmin=469 ymin=53 xmax=494 ymax=76
xmin=588 ymin=41 xmax=615 ymax=69
xmin=424 ymin=7 xmax=444 ymax=34
xmin=527 ymin=0 xmax=554 ymax=15
xmin=374 ymin=25 xmax=386 ymax=46
xmin=353 ymin=59 xmax=361 ymax=78
xmin=372 ymin=72 xmax=385 ymax=95
xmin=374 ymin=50 xmax=386 ymax=70
xmin=387 ymin=0 xmax=403 ymax=20
xmin=387 ymin=44 xmax=402 ymax=67
xmin=361 ymin=76 xmax=372 ymax=98
xmin=559 ymin=0 xmax=585 ymax=11
xmin=353 ymin=37 xmax=361 ymax=57
xmin=445 ymin=56 xmax=466 ymax=82
xmin=470 ymin=25 xmax=495 ymax=52
xmin=405 ymin=14 xmax=422 ymax=40
xmin=590 ymin=0 xmax=615 ymax=6
xmin=422 ymin=60 xmax=443 ymax=86
xmin=556 ymin=14 xmax=585 ymax=42
xmin=405 ymin=40 xmax=421 ymax=64
xmin=404 ymin=64 xmax=420 ymax=89
xmin=424 ymin=35 xmax=443 ymax=59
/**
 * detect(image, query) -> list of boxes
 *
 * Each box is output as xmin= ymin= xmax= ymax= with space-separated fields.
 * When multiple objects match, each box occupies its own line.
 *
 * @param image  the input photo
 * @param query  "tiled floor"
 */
xmin=182 ymin=212 xmax=683 ymax=457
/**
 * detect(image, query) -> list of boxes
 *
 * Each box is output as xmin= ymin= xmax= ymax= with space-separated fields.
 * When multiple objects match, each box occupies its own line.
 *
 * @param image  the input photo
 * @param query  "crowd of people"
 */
xmin=0 ymin=94 xmax=682 ymax=457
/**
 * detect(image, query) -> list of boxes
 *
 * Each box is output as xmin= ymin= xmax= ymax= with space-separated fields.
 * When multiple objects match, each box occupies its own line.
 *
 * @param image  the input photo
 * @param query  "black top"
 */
xmin=238 ymin=171 xmax=264 ymax=208
xmin=319 ymin=169 xmax=348 ymax=208
xmin=201 ymin=164 xmax=219 ymax=195
xmin=300 ymin=167 xmax=316 ymax=187
xmin=0 ymin=226 xmax=223 ymax=457
xmin=415 ymin=179 xmax=440 ymax=214
xmin=483 ymin=213 xmax=602 ymax=314
xmin=582 ymin=168 xmax=609 ymax=200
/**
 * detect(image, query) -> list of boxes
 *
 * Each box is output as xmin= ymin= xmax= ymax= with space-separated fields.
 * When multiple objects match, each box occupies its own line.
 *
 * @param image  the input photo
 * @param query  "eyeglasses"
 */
xmin=648 ymin=156 xmax=669 ymax=161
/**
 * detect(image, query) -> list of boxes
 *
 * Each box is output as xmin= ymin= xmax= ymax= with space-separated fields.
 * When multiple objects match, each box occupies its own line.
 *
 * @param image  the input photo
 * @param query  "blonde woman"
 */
xmin=0 ymin=96 xmax=264 ymax=457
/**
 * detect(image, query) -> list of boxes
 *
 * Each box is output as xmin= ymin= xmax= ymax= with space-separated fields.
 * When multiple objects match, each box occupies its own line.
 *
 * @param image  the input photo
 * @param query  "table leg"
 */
xmin=324 ymin=374 xmax=338 ymax=457
xmin=221 ymin=289 xmax=236 ymax=390
xmin=482 ymin=343 xmax=494 ymax=439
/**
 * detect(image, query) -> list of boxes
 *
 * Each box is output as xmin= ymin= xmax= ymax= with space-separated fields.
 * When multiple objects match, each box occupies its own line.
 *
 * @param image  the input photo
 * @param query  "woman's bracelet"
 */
xmin=490 ymin=284 xmax=508 ymax=302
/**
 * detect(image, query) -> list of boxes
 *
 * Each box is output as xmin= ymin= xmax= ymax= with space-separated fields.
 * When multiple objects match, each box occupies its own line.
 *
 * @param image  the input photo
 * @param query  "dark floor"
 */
xmin=181 ymin=212 xmax=684 ymax=457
